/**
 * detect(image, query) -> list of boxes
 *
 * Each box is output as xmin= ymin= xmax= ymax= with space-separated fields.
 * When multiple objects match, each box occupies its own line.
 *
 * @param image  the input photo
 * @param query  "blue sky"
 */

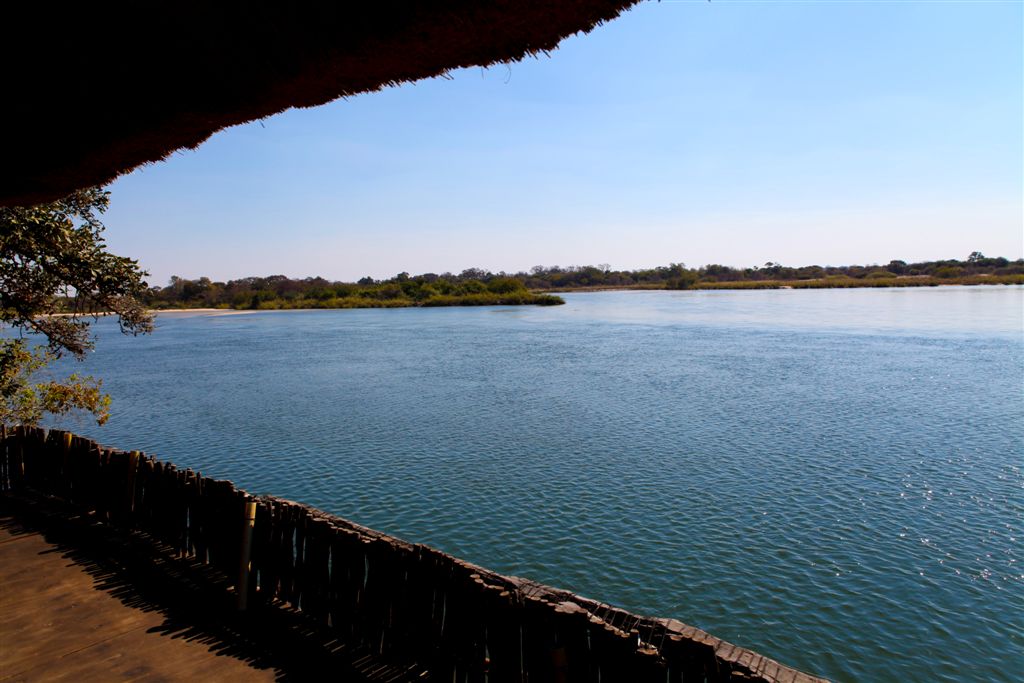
xmin=102 ymin=0 xmax=1023 ymax=285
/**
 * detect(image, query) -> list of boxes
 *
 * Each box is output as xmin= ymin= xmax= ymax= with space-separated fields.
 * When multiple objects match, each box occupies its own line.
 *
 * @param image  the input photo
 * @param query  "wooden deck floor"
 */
xmin=0 ymin=494 xmax=427 ymax=682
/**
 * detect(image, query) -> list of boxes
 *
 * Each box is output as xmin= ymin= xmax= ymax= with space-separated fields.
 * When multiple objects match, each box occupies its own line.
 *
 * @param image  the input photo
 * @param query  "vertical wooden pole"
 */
xmin=1 ymin=425 xmax=7 ymax=492
xmin=61 ymin=431 xmax=72 ymax=497
xmin=237 ymin=497 xmax=258 ymax=610
xmin=17 ymin=427 xmax=24 ymax=486
xmin=126 ymin=450 xmax=140 ymax=520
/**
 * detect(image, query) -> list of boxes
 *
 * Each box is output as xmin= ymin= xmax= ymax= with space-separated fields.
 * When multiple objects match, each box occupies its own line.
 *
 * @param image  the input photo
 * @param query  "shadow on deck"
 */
xmin=0 ymin=492 xmax=427 ymax=682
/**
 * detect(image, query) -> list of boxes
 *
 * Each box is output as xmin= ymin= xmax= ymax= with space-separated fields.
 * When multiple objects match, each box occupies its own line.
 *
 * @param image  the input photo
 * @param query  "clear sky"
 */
xmin=102 ymin=0 xmax=1023 ymax=286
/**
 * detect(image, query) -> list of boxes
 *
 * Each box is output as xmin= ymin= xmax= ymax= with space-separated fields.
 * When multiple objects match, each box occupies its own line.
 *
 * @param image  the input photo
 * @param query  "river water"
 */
xmin=50 ymin=286 xmax=1023 ymax=681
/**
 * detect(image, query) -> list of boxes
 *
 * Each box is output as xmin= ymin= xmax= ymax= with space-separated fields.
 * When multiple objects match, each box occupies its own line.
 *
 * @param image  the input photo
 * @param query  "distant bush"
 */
xmin=373 ymin=283 xmax=404 ymax=300
xmin=421 ymin=292 xmax=563 ymax=307
xmin=531 ymin=294 xmax=565 ymax=305
xmin=459 ymin=279 xmax=488 ymax=294
xmin=487 ymin=277 xmax=527 ymax=294
xmin=666 ymin=272 xmax=698 ymax=289
xmin=934 ymin=266 xmax=964 ymax=279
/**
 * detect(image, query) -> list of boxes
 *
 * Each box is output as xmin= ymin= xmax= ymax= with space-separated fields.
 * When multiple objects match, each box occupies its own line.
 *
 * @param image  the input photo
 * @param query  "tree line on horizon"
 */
xmin=522 ymin=252 xmax=1023 ymax=289
xmin=143 ymin=252 xmax=1023 ymax=309
xmin=144 ymin=273 xmax=562 ymax=310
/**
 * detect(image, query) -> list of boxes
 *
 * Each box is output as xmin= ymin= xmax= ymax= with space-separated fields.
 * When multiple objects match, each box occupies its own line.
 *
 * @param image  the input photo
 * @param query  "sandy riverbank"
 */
xmin=151 ymin=308 xmax=255 ymax=317
xmin=38 ymin=308 xmax=256 ymax=319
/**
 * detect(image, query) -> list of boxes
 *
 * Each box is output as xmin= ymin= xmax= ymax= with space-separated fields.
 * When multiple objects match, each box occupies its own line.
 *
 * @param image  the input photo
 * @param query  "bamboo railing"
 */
xmin=0 ymin=426 xmax=825 ymax=683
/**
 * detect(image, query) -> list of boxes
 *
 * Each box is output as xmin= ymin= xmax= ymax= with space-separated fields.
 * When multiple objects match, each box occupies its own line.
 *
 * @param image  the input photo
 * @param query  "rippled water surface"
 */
xmin=54 ymin=287 xmax=1023 ymax=681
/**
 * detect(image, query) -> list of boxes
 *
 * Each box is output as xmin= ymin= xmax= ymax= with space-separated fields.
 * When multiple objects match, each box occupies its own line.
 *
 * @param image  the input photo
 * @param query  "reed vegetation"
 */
xmin=691 ymin=274 xmax=1024 ymax=290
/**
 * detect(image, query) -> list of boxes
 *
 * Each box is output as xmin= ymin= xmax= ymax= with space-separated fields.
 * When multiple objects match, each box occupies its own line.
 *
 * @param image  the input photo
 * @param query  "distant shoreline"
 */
xmin=39 ymin=308 xmax=253 ymax=318
xmin=153 ymin=308 xmax=253 ymax=315
xmin=542 ymin=274 xmax=1023 ymax=293
xmin=39 ymin=279 xmax=1020 ymax=319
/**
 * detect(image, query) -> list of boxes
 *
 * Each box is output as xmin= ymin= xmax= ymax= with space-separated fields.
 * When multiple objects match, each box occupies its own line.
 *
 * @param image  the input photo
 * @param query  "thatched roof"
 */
xmin=2 ymin=1 xmax=639 ymax=208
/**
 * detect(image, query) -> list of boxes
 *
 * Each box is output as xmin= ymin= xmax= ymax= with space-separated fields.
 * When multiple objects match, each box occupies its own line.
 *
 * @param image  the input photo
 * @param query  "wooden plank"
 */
xmin=0 ymin=513 xmax=275 ymax=682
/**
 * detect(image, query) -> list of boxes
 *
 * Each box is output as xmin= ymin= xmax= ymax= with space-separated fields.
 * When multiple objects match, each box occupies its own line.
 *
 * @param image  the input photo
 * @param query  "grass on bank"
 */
xmin=687 ymin=274 xmax=1024 ymax=290
xmin=542 ymin=273 xmax=1024 ymax=292
xmin=245 ymin=291 xmax=564 ymax=310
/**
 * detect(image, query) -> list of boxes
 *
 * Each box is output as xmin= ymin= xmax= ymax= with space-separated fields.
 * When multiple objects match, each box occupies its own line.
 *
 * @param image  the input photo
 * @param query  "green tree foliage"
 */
xmin=145 ymin=270 xmax=560 ymax=309
xmin=666 ymin=271 xmax=698 ymax=289
xmin=0 ymin=188 xmax=153 ymax=427
xmin=516 ymin=253 xmax=1021 ymax=289
xmin=0 ymin=340 xmax=111 ymax=426
xmin=486 ymin=277 xmax=527 ymax=294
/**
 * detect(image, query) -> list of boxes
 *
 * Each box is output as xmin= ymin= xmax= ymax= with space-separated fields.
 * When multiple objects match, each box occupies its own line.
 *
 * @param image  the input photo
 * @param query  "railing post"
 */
xmin=62 ymin=432 xmax=72 ymax=498
xmin=126 ymin=450 xmax=140 ymax=520
xmin=0 ymin=425 xmax=7 ymax=492
xmin=237 ymin=497 xmax=258 ymax=610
